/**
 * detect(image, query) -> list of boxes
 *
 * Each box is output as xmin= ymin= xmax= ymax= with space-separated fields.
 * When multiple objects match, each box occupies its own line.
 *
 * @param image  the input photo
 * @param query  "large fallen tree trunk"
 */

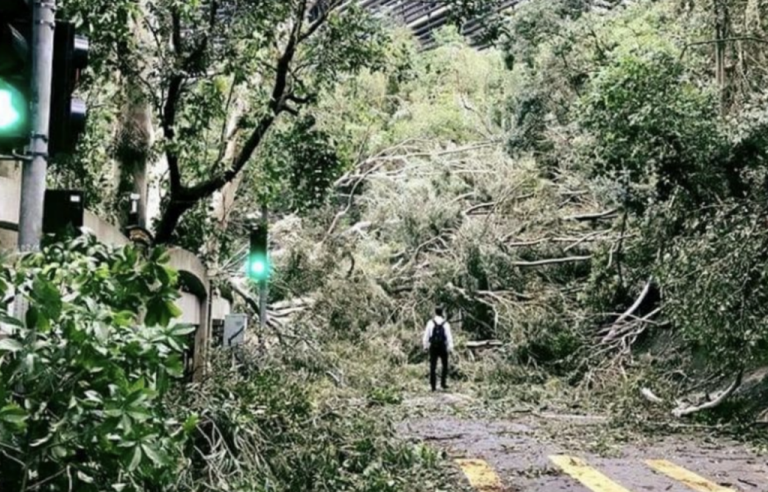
xmin=640 ymin=369 xmax=745 ymax=417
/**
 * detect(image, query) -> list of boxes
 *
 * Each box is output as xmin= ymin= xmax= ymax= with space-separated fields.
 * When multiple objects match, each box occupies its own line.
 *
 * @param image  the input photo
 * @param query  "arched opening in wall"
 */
xmin=210 ymin=292 xmax=233 ymax=349
xmin=177 ymin=270 xmax=208 ymax=381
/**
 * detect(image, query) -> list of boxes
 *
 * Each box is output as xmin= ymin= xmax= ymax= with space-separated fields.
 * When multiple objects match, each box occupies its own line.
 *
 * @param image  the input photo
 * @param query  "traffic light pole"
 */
xmin=18 ymin=0 xmax=55 ymax=251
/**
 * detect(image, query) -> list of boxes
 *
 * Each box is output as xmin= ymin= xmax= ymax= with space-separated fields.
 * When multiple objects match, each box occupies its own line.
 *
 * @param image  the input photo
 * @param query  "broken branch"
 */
xmin=511 ymin=256 xmax=592 ymax=267
xmin=672 ymin=370 xmax=744 ymax=417
xmin=564 ymin=209 xmax=618 ymax=221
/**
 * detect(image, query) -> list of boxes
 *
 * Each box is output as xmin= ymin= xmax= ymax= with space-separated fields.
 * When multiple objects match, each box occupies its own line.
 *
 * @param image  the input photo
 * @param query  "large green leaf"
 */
xmin=141 ymin=443 xmax=168 ymax=467
xmin=0 ymin=312 xmax=24 ymax=328
xmin=127 ymin=445 xmax=142 ymax=472
xmin=0 ymin=403 xmax=27 ymax=425
xmin=0 ymin=338 xmax=23 ymax=353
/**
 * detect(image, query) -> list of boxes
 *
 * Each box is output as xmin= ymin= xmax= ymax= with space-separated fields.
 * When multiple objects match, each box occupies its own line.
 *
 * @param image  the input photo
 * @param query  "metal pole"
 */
xmin=18 ymin=0 xmax=55 ymax=251
xmin=258 ymin=204 xmax=268 ymax=350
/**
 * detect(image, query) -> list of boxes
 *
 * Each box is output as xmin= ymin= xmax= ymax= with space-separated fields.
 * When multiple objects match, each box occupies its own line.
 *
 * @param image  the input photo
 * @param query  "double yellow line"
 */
xmin=456 ymin=456 xmax=738 ymax=491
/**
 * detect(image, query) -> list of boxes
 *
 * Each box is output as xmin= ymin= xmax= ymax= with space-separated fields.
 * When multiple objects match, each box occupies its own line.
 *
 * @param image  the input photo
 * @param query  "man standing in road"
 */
xmin=423 ymin=306 xmax=454 ymax=392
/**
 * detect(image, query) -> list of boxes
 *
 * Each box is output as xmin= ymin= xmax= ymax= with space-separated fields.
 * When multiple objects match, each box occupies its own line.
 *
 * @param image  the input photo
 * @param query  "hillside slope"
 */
xmin=257 ymin=0 xmax=768 ymax=426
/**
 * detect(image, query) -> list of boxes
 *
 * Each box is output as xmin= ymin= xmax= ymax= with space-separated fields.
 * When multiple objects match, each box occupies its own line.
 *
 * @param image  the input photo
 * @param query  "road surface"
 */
xmin=399 ymin=394 xmax=767 ymax=491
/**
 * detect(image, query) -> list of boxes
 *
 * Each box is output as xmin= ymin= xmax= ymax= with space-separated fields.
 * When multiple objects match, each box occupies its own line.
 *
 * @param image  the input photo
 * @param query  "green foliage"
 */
xmin=516 ymin=319 xmax=584 ymax=373
xmin=579 ymin=47 xmax=725 ymax=209
xmin=570 ymin=2 xmax=768 ymax=380
xmin=258 ymin=115 xmax=349 ymax=214
xmin=50 ymin=0 xmax=393 ymax=246
xmin=316 ymin=29 xmax=514 ymax=158
xmin=305 ymin=5 xmax=390 ymax=88
xmin=501 ymin=0 xmax=589 ymax=70
xmin=58 ymin=0 xmax=138 ymax=74
xmin=659 ymin=203 xmax=768 ymax=369
xmin=269 ymin=241 xmax=338 ymax=301
xmin=316 ymin=275 xmax=393 ymax=340
xmin=288 ymin=0 xmax=768 ymax=421
xmin=175 ymin=351 xmax=451 ymax=491
xmin=367 ymin=386 xmax=403 ymax=407
xmin=0 ymin=236 xmax=194 ymax=491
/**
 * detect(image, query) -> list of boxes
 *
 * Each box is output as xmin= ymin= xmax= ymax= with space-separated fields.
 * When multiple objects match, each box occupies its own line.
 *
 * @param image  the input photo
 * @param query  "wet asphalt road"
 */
xmin=399 ymin=403 xmax=767 ymax=491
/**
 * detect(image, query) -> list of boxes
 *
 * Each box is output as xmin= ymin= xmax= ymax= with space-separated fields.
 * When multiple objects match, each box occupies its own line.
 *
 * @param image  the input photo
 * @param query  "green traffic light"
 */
xmin=0 ymin=90 xmax=20 ymax=128
xmin=0 ymin=81 xmax=27 ymax=136
xmin=250 ymin=259 xmax=266 ymax=275
xmin=246 ymin=254 xmax=269 ymax=281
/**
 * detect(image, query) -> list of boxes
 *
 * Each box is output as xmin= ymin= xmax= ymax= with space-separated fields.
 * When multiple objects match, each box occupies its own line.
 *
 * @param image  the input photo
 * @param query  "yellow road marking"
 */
xmin=646 ymin=459 xmax=736 ymax=492
xmin=455 ymin=458 xmax=506 ymax=491
xmin=549 ymin=455 xmax=632 ymax=492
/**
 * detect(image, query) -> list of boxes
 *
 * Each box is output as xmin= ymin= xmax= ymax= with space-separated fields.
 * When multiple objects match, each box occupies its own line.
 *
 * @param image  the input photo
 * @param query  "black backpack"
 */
xmin=430 ymin=319 xmax=446 ymax=348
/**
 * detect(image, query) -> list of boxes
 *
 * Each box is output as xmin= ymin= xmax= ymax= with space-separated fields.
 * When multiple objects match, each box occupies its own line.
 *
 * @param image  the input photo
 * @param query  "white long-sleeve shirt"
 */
xmin=422 ymin=316 xmax=453 ymax=351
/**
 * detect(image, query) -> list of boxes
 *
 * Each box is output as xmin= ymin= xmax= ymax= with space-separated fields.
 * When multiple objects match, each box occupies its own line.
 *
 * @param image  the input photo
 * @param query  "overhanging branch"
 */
xmin=162 ymin=75 xmax=184 ymax=192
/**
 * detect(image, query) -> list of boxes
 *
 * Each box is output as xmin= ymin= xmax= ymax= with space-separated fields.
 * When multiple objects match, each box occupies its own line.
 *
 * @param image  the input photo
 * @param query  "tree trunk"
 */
xmin=115 ymin=79 xmax=153 ymax=229
xmin=154 ymin=198 xmax=191 ymax=244
xmin=114 ymin=1 xmax=153 ymax=230
xmin=204 ymin=96 xmax=247 ymax=260
xmin=714 ymin=0 xmax=730 ymax=115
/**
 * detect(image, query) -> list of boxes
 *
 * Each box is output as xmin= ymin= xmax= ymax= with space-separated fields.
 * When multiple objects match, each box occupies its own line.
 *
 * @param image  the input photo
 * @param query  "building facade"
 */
xmin=354 ymin=0 xmax=640 ymax=47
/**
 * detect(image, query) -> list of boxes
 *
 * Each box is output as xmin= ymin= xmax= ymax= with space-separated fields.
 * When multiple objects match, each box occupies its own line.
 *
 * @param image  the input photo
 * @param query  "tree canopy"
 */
xmin=56 ymin=0 xmax=388 ymax=244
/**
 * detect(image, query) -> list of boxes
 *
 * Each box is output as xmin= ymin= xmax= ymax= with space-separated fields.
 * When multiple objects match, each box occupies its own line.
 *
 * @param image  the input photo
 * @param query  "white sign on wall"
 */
xmin=223 ymin=313 xmax=247 ymax=347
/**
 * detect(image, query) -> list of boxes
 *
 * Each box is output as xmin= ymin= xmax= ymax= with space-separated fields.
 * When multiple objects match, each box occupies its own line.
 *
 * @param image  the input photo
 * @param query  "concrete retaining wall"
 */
xmin=83 ymin=211 xmax=130 ymax=247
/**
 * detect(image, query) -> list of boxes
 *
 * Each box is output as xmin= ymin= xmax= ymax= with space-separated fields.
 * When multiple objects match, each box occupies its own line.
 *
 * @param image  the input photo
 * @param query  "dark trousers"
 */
xmin=429 ymin=346 xmax=449 ymax=390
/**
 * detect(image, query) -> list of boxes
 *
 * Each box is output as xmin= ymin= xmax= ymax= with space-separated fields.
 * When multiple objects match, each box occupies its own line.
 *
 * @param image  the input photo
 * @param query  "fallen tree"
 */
xmin=640 ymin=370 xmax=745 ymax=418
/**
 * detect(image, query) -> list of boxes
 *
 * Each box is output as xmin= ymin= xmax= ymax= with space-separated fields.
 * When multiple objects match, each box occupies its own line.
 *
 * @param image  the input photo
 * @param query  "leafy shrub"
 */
xmin=315 ymin=275 xmax=393 ymax=339
xmin=659 ymin=203 xmax=768 ymax=370
xmin=502 ymin=0 xmax=589 ymax=70
xmin=175 ymin=350 xmax=451 ymax=491
xmin=579 ymin=45 xmax=726 ymax=210
xmin=367 ymin=386 xmax=403 ymax=407
xmin=0 ymin=236 xmax=196 ymax=492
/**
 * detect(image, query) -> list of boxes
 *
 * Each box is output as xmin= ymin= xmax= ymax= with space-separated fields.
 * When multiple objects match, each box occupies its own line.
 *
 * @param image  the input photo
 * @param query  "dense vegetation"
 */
xmin=0 ymin=239 xmax=453 ymax=491
xmin=4 ymin=0 xmax=768 ymax=489
xmin=264 ymin=0 xmax=768 ymax=422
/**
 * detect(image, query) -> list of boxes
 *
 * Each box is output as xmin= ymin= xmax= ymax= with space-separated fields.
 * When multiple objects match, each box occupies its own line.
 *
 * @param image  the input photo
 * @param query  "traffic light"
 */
xmin=0 ymin=3 xmax=89 ymax=157
xmin=246 ymin=223 xmax=270 ymax=281
xmin=0 ymin=80 xmax=27 ymax=136
xmin=0 ymin=0 xmax=31 ymax=153
xmin=49 ymin=22 xmax=89 ymax=157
